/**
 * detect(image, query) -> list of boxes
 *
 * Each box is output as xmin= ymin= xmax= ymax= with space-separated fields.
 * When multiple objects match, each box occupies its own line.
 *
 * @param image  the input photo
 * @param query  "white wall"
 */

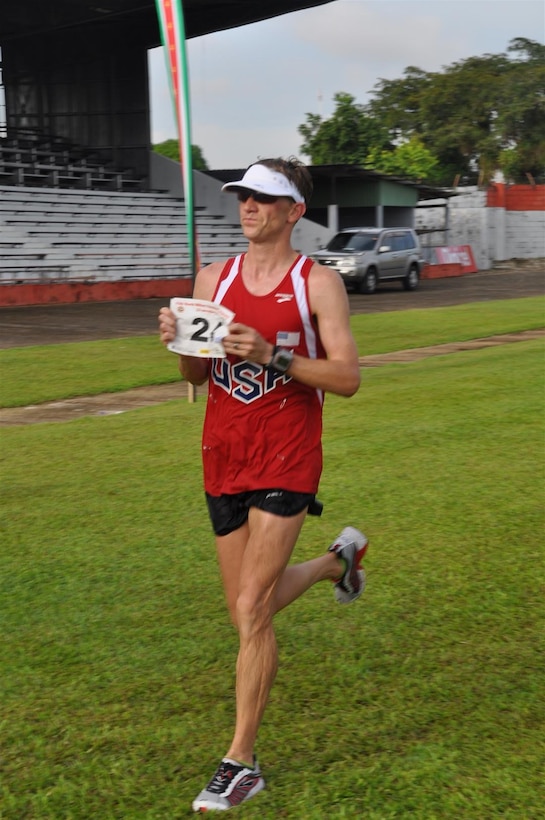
xmin=504 ymin=211 xmax=545 ymax=259
xmin=416 ymin=187 xmax=545 ymax=270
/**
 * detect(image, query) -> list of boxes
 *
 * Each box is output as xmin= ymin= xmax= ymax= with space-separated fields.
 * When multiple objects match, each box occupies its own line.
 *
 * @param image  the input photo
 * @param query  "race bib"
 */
xmin=167 ymin=298 xmax=235 ymax=358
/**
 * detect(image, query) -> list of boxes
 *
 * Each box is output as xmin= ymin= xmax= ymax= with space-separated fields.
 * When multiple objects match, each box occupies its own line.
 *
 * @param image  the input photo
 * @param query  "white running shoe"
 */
xmin=328 ymin=527 xmax=368 ymax=604
xmin=192 ymin=756 xmax=265 ymax=812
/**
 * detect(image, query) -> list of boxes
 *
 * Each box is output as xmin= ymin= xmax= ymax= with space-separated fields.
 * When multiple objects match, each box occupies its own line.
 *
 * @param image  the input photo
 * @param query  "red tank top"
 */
xmin=202 ymin=254 xmax=326 ymax=496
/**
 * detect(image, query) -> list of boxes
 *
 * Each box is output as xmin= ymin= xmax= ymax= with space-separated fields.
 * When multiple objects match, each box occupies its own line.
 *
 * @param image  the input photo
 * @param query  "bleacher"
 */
xmin=0 ymin=131 xmax=142 ymax=193
xmin=0 ymin=130 xmax=247 ymax=289
xmin=0 ymin=185 xmax=246 ymax=285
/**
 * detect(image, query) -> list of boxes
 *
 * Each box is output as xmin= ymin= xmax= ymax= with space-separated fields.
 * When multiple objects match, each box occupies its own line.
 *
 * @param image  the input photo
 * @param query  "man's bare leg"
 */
xmin=224 ymin=507 xmax=312 ymax=763
xmin=215 ymin=521 xmax=342 ymax=628
xmin=272 ymin=552 xmax=341 ymax=613
xmin=213 ymin=512 xmax=353 ymax=763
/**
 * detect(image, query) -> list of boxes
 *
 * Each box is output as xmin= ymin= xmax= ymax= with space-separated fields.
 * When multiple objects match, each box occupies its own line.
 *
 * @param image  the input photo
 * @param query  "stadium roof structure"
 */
xmin=0 ymin=0 xmax=334 ymax=44
xmin=212 ymin=165 xmax=456 ymax=202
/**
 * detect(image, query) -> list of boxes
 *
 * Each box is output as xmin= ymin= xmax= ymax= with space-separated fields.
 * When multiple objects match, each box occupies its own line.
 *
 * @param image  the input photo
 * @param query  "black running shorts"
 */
xmin=205 ymin=489 xmax=322 ymax=536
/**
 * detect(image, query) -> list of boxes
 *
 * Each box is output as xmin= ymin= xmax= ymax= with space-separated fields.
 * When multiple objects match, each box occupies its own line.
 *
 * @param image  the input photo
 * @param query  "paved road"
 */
xmin=0 ymin=264 xmax=543 ymax=349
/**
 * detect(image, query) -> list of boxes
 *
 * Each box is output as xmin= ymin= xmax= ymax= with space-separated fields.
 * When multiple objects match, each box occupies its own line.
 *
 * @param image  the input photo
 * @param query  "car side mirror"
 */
xmin=379 ymin=245 xmax=391 ymax=253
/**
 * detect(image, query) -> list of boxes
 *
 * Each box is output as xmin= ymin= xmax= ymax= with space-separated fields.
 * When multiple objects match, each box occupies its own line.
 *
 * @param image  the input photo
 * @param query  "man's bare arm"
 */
xmin=299 ymin=263 xmax=361 ymax=396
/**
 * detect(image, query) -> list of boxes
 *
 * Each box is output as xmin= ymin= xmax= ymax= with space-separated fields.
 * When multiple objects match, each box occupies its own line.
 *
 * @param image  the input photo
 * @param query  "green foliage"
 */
xmin=497 ymin=38 xmax=545 ymax=181
xmin=298 ymin=92 xmax=390 ymax=165
xmin=153 ymin=139 xmax=209 ymax=170
xmin=366 ymin=65 xmax=431 ymax=140
xmin=298 ymin=39 xmax=545 ymax=185
xmin=417 ymin=53 xmax=513 ymax=183
xmin=364 ymin=135 xmax=439 ymax=181
xmin=153 ymin=138 xmax=180 ymax=161
xmin=1 ymin=337 xmax=543 ymax=817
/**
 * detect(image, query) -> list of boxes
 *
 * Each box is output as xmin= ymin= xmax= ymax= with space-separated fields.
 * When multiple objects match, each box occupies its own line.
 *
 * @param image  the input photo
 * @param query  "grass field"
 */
xmin=1 ymin=299 xmax=544 ymax=818
xmin=1 ymin=296 xmax=543 ymax=408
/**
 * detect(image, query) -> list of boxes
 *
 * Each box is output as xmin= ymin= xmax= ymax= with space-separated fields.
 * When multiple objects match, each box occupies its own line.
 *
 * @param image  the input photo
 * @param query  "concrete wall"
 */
xmin=416 ymin=185 xmax=545 ymax=270
xmin=487 ymin=184 xmax=545 ymax=262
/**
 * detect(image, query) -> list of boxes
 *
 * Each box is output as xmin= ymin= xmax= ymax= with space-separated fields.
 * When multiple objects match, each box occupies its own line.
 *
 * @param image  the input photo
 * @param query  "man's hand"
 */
xmin=158 ymin=306 xmax=210 ymax=386
xmin=223 ymin=322 xmax=274 ymax=365
xmin=158 ymin=307 xmax=177 ymax=346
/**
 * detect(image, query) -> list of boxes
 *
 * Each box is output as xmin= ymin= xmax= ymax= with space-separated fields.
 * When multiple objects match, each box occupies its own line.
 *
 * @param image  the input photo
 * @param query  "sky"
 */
xmin=148 ymin=0 xmax=545 ymax=170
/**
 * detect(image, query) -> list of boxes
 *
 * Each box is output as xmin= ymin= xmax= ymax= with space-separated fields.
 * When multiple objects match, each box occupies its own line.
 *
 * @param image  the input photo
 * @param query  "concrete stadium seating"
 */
xmin=0 ymin=133 xmax=142 ymax=192
xmin=0 ymin=185 xmax=247 ymax=284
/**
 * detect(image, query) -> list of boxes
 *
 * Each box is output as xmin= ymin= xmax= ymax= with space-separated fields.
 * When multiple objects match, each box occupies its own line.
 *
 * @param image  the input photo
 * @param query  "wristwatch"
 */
xmin=268 ymin=345 xmax=294 ymax=374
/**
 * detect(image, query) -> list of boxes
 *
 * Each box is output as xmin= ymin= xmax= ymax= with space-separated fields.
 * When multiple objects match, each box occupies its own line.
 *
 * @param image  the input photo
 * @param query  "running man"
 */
xmin=158 ymin=157 xmax=368 ymax=812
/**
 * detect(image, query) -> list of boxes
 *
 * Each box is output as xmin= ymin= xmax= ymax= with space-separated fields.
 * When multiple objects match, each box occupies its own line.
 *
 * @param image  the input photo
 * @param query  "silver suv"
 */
xmin=312 ymin=227 xmax=423 ymax=294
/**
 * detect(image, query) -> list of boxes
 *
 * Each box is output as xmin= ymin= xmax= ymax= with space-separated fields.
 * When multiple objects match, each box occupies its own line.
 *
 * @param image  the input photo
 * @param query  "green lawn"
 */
xmin=0 ymin=296 xmax=543 ymax=408
xmin=1 ymin=301 xmax=543 ymax=818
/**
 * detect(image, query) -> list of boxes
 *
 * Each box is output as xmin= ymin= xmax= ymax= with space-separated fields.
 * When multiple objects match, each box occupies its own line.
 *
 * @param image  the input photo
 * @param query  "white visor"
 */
xmin=222 ymin=164 xmax=305 ymax=203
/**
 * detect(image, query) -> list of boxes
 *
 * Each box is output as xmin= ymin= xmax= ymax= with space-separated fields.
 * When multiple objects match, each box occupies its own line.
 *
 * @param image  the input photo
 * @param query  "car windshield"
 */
xmin=327 ymin=232 xmax=377 ymax=252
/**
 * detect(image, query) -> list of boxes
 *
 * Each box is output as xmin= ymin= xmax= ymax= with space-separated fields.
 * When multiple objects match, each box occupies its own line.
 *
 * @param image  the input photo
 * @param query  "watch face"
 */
xmin=273 ymin=348 xmax=293 ymax=373
xmin=276 ymin=350 xmax=292 ymax=369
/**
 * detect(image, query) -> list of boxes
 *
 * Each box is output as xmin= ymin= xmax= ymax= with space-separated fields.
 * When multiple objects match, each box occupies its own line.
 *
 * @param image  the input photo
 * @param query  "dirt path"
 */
xmin=2 ymin=329 xmax=543 ymax=426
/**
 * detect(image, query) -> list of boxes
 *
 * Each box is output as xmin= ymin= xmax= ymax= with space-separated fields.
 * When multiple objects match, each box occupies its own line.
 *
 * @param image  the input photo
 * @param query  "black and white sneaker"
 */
xmin=192 ymin=756 xmax=265 ymax=812
xmin=328 ymin=526 xmax=368 ymax=604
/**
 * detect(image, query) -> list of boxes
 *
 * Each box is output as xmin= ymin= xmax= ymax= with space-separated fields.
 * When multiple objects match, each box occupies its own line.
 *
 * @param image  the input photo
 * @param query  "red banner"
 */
xmin=155 ymin=0 xmax=200 ymax=279
xmin=434 ymin=245 xmax=478 ymax=272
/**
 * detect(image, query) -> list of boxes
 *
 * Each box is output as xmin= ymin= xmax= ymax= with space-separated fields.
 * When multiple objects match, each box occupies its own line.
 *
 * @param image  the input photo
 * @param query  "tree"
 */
xmin=298 ymin=92 xmax=390 ymax=165
xmin=365 ymin=136 xmax=438 ymax=181
xmin=366 ymin=66 xmax=431 ymax=140
xmin=370 ymin=38 xmax=545 ymax=184
xmin=299 ymin=39 xmax=545 ymax=185
xmin=153 ymin=140 xmax=209 ymax=171
xmin=496 ymin=38 xmax=545 ymax=181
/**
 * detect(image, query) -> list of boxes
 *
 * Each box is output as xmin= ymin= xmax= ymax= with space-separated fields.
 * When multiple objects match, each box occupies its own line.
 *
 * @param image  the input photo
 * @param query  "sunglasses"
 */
xmin=237 ymin=190 xmax=279 ymax=205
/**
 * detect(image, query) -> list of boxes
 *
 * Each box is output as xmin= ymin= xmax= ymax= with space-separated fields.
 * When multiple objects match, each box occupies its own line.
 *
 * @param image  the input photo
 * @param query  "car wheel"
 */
xmin=403 ymin=264 xmax=419 ymax=291
xmin=363 ymin=267 xmax=378 ymax=294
